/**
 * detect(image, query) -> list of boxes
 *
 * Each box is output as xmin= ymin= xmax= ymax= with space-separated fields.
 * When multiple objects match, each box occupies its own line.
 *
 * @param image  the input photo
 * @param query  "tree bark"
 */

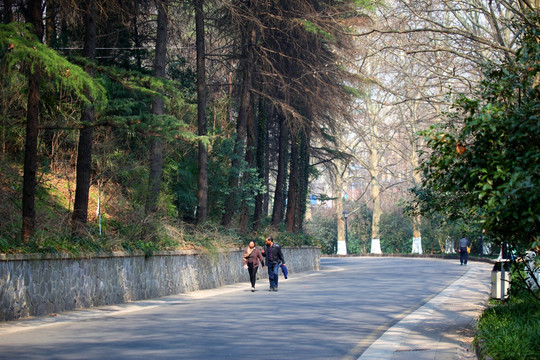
xmin=370 ymin=129 xmax=382 ymax=251
xmin=194 ymin=0 xmax=208 ymax=224
xmin=371 ymin=175 xmax=381 ymax=239
xmin=252 ymin=96 xmax=266 ymax=231
xmin=72 ymin=0 xmax=97 ymax=235
xmin=271 ymin=112 xmax=288 ymax=227
xmin=263 ymin=106 xmax=270 ymax=215
xmin=238 ymin=99 xmax=255 ymax=232
xmin=286 ymin=132 xmax=298 ymax=232
xmin=411 ymin=132 xmax=423 ymax=253
xmin=145 ymin=0 xmax=168 ymax=216
xmin=21 ymin=0 xmax=43 ymax=242
xmin=335 ymin=168 xmax=346 ymax=254
xmin=295 ymin=128 xmax=310 ymax=232
xmin=221 ymin=25 xmax=256 ymax=227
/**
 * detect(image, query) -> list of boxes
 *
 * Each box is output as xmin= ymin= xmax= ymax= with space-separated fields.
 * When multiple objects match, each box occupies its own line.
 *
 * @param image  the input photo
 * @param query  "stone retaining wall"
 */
xmin=0 ymin=247 xmax=320 ymax=322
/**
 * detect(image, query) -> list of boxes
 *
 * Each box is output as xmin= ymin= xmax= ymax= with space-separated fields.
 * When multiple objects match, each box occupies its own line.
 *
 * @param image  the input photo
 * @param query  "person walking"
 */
xmin=458 ymin=236 xmax=470 ymax=266
xmin=243 ymin=241 xmax=264 ymax=292
xmin=261 ymin=236 xmax=285 ymax=291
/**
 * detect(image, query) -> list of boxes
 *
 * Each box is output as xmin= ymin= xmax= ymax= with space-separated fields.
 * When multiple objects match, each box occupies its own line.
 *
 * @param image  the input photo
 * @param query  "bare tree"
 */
xmin=325 ymin=0 xmax=530 ymax=254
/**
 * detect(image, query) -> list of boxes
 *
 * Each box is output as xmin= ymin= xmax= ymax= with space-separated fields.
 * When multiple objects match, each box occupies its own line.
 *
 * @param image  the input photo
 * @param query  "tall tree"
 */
xmin=261 ymin=0 xmax=358 ymax=230
xmin=145 ymin=0 xmax=168 ymax=216
xmin=213 ymin=0 xmax=358 ymax=229
xmin=238 ymin=96 xmax=256 ymax=232
xmin=292 ymin=127 xmax=310 ymax=232
xmin=368 ymin=119 xmax=382 ymax=253
xmin=221 ymin=24 xmax=256 ymax=226
xmin=333 ymin=158 xmax=348 ymax=254
xmin=21 ymin=0 xmax=43 ymax=241
xmin=252 ymin=95 xmax=267 ymax=231
xmin=271 ymin=111 xmax=288 ymax=227
xmin=194 ymin=0 xmax=208 ymax=223
xmin=285 ymin=130 xmax=299 ymax=232
xmin=72 ymin=0 xmax=97 ymax=235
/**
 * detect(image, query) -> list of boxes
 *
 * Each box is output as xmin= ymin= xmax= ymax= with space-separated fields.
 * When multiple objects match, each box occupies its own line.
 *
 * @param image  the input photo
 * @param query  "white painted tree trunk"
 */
xmin=370 ymin=239 xmax=382 ymax=254
xmin=411 ymin=132 xmax=423 ymax=254
xmin=335 ymin=165 xmax=347 ymax=255
xmin=370 ymin=126 xmax=382 ymax=254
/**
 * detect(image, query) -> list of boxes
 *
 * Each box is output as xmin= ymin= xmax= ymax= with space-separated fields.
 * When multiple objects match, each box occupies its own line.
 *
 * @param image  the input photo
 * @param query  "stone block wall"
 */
xmin=0 ymin=247 xmax=320 ymax=321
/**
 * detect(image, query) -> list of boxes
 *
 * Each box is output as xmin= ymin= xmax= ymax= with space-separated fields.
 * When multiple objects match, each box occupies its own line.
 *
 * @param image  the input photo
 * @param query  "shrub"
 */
xmin=475 ymin=290 xmax=540 ymax=360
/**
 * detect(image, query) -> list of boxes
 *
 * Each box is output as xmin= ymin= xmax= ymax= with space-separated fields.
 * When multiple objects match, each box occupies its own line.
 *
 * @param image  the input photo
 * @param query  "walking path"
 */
xmin=358 ymin=261 xmax=492 ymax=360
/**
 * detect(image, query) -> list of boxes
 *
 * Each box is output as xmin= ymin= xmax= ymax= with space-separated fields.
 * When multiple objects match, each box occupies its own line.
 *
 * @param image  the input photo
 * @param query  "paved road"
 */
xmin=0 ymin=257 xmax=491 ymax=359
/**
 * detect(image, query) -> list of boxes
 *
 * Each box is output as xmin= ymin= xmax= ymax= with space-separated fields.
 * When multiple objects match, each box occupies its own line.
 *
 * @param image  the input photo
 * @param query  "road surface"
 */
xmin=0 ymin=257 xmax=490 ymax=359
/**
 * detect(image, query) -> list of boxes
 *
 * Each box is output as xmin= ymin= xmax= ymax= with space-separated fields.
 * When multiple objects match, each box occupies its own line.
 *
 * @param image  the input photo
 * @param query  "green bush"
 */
xmin=304 ymin=214 xmax=337 ymax=254
xmin=379 ymin=209 xmax=412 ymax=253
xmin=475 ymin=290 xmax=540 ymax=360
xmin=347 ymin=203 xmax=372 ymax=254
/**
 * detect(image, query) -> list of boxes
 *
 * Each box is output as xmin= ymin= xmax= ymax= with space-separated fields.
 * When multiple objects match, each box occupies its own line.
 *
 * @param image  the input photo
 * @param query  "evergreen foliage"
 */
xmin=0 ymin=23 xmax=105 ymax=105
xmin=414 ymin=15 xmax=540 ymax=254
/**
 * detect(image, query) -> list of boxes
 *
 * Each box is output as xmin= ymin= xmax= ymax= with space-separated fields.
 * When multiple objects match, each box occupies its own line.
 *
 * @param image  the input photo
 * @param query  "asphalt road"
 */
xmin=0 ymin=257 xmax=473 ymax=360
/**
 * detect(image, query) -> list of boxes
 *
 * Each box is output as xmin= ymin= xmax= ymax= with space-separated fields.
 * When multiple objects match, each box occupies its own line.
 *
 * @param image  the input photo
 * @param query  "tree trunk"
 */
xmin=221 ymin=26 xmax=256 ymax=227
xmin=271 ymin=112 xmax=288 ymax=227
xmin=370 ymin=153 xmax=382 ymax=253
xmin=335 ymin=160 xmax=346 ymax=254
xmin=72 ymin=0 xmax=97 ymax=236
xmin=21 ymin=0 xmax=43 ymax=242
xmin=407 ymin=98 xmax=423 ymax=253
xmin=145 ymin=0 xmax=168 ymax=216
xmin=371 ymin=176 xmax=381 ymax=239
xmin=238 ymin=99 xmax=255 ymax=232
xmin=369 ymin=123 xmax=383 ymax=254
xmin=194 ymin=0 xmax=208 ymax=224
xmin=252 ymin=96 xmax=266 ymax=231
xmin=263 ymin=106 xmax=270 ymax=215
xmin=294 ymin=128 xmax=310 ymax=232
xmin=286 ymin=132 xmax=298 ymax=232
xmin=411 ymin=134 xmax=423 ymax=253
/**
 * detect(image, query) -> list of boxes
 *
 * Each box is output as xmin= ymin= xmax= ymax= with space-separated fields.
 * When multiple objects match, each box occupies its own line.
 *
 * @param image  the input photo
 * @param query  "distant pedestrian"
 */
xmin=243 ymin=241 xmax=264 ymax=292
xmin=458 ymin=236 xmax=470 ymax=265
xmin=261 ymin=236 xmax=285 ymax=291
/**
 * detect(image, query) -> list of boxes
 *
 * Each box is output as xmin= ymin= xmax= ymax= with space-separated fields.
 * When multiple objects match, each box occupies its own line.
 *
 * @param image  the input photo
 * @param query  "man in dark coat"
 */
xmin=458 ymin=236 xmax=470 ymax=265
xmin=262 ymin=236 xmax=285 ymax=291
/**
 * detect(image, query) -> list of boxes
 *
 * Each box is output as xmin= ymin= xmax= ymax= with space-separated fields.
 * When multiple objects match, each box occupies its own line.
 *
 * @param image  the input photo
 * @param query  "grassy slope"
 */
xmin=0 ymin=159 xmax=245 ymax=254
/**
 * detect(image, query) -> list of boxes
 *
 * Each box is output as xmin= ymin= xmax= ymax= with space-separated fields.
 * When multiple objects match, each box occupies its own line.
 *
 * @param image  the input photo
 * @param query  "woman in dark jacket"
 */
xmin=243 ymin=241 xmax=264 ymax=292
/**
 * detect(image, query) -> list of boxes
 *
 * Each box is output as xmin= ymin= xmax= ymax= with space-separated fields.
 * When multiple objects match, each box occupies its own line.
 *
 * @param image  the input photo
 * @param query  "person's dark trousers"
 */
xmin=268 ymin=262 xmax=279 ymax=289
xmin=460 ymin=247 xmax=468 ymax=265
xmin=247 ymin=263 xmax=258 ymax=287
